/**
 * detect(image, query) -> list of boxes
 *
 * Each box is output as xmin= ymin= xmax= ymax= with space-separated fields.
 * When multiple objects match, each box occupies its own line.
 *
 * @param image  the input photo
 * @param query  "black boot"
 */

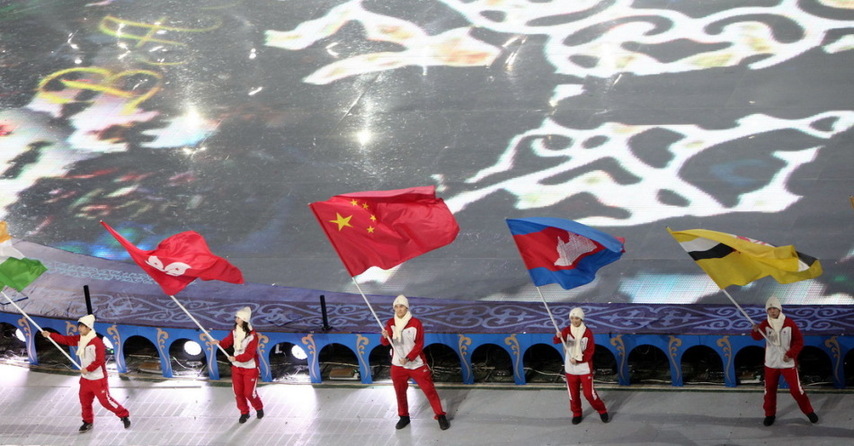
xmin=257 ymin=409 xmax=264 ymax=419
xmin=121 ymin=417 xmax=131 ymax=429
xmin=79 ymin=422 xmax=93 ymax=433
xmin=395 ymin=416 xmax=410 ymax=430
xmin=437 ymin=415 xmax=450 ymax=430
xmin=600 ymin=412 xmax=610 ymax=423
xmin=571 ymin=416 xmax=582 ymax=425
xmin=807 ymin=412 xmax=818 ymax=424
xmin=763 ymin=415 xmax=775 ymax=426
xmin=238 ymin=413 xmax=250 ymax=424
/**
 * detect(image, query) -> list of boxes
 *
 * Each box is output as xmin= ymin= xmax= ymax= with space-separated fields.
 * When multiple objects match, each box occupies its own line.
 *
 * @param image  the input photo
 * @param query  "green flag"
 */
xmin=0 ymin=221 xmax=47 ymax=291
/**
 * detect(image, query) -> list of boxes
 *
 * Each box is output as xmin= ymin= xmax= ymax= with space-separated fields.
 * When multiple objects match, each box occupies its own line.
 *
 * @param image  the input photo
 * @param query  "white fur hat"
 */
xmin=765 ymin=296 xmax=782 ymax=311
xmin=235 ymin=306 xmax=252 ymax=323
xmin=569 ymin=307 xmax=585 ymax=320
xmin=77 ymin=314 xmax=96 ymax=330
xmin=393 ymin=294 xmax=409 ymax=309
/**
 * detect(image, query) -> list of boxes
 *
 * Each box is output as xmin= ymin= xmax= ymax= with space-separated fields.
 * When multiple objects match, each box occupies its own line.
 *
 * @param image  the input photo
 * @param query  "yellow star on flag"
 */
xmin=330 ymin=213 xmax=353 ymax=231
xmin=308 ymin=186 xmax=460 ymax=277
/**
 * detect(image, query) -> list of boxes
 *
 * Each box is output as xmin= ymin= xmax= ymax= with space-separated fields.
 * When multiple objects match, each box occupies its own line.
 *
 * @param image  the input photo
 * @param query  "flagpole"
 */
xmin=719 ymin=288 xmax=757 ymax=325
xmin=167 ymin=295 xmax=231 ymax=357
xmin=350 ymin=278 xmax=406 ymax=361
xmin=718 ymin=288 xmax=780 ymax=351
xmin=535 ymin=287 xmax=568 ymax=351
xmin=2 ymin=290 xmax=82 ymax=369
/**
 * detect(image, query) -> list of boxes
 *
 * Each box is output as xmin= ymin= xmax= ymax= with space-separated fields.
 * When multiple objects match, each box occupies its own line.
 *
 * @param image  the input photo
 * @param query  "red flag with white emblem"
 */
xmin=101 ymin=221 xmax=244 ymax=295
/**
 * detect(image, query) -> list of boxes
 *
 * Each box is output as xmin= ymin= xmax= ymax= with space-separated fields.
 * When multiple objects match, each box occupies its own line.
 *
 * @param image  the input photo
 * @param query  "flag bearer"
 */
xmin=554 ymin=307 xmax=609 ymax=424
xmin=213 ymin=306 xmax=265 ymax=423
xmin=380 ymin=294 xmax=450 ymax=430
xmin=42 ymin=314 xmax=131 ymax=432
xmin=751 ymin=296 xmax=818 ymax=426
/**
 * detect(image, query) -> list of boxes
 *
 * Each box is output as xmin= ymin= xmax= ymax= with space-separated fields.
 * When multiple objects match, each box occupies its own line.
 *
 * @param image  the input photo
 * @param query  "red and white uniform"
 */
xmin=220 ymin=329 xmax=264 ymax=415
xmin=381 ymin=317 xmax=446 ymax=418
xmin=49 ymin=333 xmax=129 ymax=423
xmin=554 ymin=327 xmax=607 ymax=417
xmin=751 ymin=317 xmax=814 ymax=417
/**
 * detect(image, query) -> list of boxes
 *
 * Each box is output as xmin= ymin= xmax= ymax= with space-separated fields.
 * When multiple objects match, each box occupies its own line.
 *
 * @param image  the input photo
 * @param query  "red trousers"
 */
xmin=565 ymin=373 xmax=607 ymax=417
xmin=391 ymin=365 xmax=446 ymax=418
xmin=79 ymin=377 xmax=129 ymax=423
xmin=763 ymin=366 xmax=814 ymax=416
xmin=232 ymin=366 xmax=264 ymax=415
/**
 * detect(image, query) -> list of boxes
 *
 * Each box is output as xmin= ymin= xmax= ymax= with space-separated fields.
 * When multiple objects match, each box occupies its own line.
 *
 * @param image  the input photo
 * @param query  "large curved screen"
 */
xmin=1 ymin=0 xmax=851 ymax=305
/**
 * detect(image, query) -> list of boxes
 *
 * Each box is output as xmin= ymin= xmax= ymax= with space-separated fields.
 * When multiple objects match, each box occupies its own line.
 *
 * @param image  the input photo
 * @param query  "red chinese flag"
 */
xmin=101 ymin=221 xmax=244 ymax=295
xmin=309 ymin=186 xmax=460 ymax=276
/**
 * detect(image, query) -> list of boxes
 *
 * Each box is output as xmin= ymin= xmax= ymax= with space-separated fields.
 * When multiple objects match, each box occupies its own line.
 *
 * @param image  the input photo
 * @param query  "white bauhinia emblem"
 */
xmin=146 ymin=255 xmax=192 ymax=276
xmin=554 ymin=235 xmax=596 ymax=267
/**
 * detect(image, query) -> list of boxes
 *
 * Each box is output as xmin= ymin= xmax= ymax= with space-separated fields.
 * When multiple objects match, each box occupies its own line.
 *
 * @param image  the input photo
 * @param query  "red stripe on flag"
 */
xmin=513 ymin=227 xmax=605 ymax=271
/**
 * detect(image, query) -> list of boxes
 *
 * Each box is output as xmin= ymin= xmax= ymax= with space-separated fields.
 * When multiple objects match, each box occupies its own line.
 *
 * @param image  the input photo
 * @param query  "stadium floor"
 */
xmin=1 ymin=364 xmax=852 ymax=446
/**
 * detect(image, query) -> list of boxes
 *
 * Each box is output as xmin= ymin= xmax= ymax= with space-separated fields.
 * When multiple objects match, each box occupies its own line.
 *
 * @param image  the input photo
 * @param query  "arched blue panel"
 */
xmin=3 ymin=312 xmax=849 ymax=388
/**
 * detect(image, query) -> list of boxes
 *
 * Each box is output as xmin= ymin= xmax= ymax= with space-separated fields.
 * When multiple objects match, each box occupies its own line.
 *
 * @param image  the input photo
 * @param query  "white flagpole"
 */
xmin=167 ymin=295 xmax=231 ymax=357
xmin=535 ymin=287 xmax=568 ymax=351
xmin=719 ymin=288 xmax=758 ymax=326
xmin=350 ymin=278 xmax=406 ymax=362
xmin=718 ymin=288 xmax=782 ymax=352
xmin=2 ymin=290 xmax=82 ymax=369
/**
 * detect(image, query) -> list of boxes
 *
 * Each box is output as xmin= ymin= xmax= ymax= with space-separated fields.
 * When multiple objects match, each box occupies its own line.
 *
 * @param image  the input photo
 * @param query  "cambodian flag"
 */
xmin=506 ymin=217 xmax=625 ymax=290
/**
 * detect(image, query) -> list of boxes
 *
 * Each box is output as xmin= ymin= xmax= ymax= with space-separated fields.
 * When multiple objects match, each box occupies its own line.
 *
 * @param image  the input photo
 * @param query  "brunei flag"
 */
xmin=0 ymin=222 xmax=48 ymax=292
xmin=667 ymin=227 xmax=822 ymax=289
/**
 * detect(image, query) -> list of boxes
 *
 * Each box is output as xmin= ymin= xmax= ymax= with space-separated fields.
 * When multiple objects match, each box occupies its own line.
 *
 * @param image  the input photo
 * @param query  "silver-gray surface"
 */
xmin=1 ymin=364 xmax=851 ymax=446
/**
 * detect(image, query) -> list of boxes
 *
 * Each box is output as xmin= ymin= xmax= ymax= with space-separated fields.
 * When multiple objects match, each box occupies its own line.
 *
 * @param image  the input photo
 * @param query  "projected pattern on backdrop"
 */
xmin=0 ymin=0 xmax=851 ymax=305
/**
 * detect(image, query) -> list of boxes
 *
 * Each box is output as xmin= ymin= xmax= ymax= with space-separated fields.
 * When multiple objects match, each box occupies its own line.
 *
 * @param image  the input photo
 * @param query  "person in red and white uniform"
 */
xmin=214 ymin=306 xmax=265 ymax=423
xmin=553 ymin=307 xmax=609 ymax=425
xmin=42 ymin=314 xmax=130 ymax=432
xmin=751 ymin=296 xmax=818 ymax=426
xmin=380 ymin=294 xmax=450 ymax=431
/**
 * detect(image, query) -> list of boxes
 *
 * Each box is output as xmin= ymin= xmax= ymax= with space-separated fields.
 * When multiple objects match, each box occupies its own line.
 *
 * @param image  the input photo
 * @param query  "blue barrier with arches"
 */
xmin=4 ymin=312 xmax=852 ymax=388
